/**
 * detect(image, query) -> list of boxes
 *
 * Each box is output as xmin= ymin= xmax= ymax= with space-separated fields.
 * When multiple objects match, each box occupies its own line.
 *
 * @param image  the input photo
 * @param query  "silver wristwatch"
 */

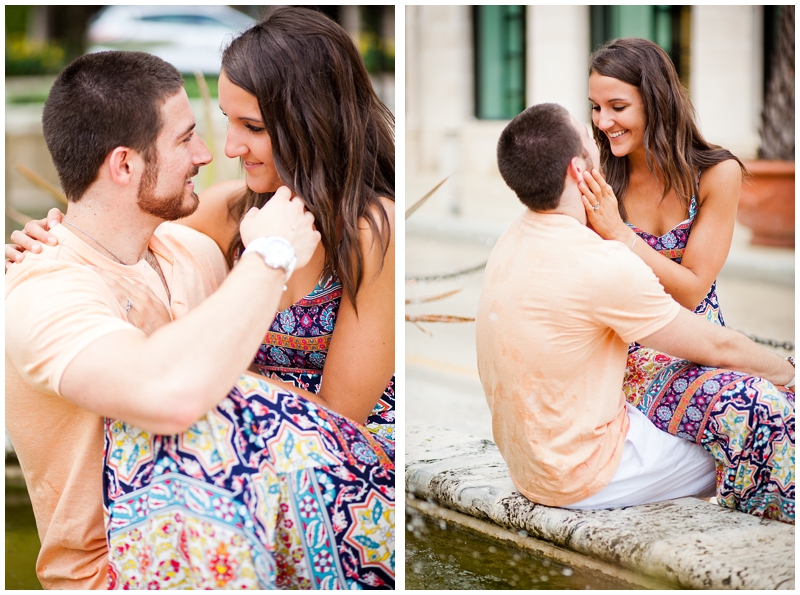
xmin=242 ymin=236 xmax=297 ymax=282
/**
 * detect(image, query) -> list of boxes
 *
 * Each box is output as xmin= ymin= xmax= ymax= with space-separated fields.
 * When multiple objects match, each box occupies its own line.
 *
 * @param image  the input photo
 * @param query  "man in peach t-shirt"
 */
xmin=5 ymin=51 xmax=319 ymax=589
xmin=475 ymin=103 xmax=794 ymax=510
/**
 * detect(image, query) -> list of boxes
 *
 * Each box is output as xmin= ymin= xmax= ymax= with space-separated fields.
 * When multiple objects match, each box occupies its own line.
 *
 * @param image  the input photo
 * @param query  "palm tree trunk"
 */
xmin=759 ymin=6 xmax=794 ymax=160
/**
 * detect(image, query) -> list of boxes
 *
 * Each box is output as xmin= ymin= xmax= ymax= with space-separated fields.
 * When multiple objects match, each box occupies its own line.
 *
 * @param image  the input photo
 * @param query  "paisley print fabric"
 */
xmin=622 ymin=187 xmax=795 ymax=523
xmin=253 ymin=272 xmax=395 ymax=442
xmin=626 ymin=349 xmax=795 ymax=522
xmin=104 ymin=374 xmax=395 ymax=588
xmin=703 ymin=377 xmax=794 ymax=522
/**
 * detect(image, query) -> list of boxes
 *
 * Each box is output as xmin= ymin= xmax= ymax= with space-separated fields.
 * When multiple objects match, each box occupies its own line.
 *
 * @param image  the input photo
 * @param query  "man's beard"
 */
xmin=137 ymin=158 xmax=200 ymax=221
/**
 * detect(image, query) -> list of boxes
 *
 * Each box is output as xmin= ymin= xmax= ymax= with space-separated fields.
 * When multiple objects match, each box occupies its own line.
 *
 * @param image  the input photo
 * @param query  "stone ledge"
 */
xmin=406 ymin=424 xmax=795 ymax=590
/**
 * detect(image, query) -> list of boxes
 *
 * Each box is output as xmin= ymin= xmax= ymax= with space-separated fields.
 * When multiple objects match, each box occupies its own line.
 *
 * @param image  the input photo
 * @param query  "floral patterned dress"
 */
xmin=252 ymin=271 xmax=395 ymax=443
xmin=102 ymin=272 xmax=396 ymax=588
xmin=623 ymin=189 xmax=795 ymax=523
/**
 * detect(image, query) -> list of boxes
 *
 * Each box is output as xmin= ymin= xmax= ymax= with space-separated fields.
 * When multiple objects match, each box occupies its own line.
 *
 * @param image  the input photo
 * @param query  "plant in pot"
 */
xmin=737 ymin=5 xmax=794 ymax=247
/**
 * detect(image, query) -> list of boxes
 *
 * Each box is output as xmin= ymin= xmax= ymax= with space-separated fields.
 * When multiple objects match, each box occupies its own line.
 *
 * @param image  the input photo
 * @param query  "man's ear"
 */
xmin=567 ymin=156 xmax=583 ymax=182
xmin=106 ymin=147 xmax=141 ymax=186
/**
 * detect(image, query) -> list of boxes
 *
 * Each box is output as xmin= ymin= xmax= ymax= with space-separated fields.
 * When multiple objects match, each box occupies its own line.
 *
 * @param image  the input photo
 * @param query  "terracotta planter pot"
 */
xmin=736 ymin=160 xmax=795 ymax=247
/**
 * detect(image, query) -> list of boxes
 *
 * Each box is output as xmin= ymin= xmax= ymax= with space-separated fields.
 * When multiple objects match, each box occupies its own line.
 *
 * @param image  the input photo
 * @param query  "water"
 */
xmin=405 ymin=506 xmax=647 ymax=590
xmin=5 ymin=482 xmax=42 ymax=590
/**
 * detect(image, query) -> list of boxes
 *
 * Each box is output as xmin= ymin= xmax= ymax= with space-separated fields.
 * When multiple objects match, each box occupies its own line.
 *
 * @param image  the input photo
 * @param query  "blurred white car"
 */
xmin=86 ymin=5 xmax=256 ymax=74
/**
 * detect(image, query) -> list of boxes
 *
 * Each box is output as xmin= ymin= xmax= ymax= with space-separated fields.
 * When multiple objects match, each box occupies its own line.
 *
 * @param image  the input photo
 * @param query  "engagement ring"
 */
xmin=126 ymin=299 xmax=133 ymax=312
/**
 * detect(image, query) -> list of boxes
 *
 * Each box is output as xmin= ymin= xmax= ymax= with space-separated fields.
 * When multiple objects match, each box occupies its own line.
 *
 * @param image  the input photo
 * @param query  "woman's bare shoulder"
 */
xmin=359 ymin=196 xmax=395 ymax=235
xmin=354 ymin=198 xmax=394 ymax=276
xmin=178 ymin=179 xmax=248 ymax=253
xmin=699 ymin=159 xmax=742 ymax=204
xmin=701 ymin=158 xmax=743 ymax=189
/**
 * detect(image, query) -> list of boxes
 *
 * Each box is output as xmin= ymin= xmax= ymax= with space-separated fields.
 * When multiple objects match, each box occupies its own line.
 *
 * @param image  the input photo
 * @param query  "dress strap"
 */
xmin=688 ymin=195 xmax=698 ymax=220
xmin=688 ymin=170 xmax=702 ymax=220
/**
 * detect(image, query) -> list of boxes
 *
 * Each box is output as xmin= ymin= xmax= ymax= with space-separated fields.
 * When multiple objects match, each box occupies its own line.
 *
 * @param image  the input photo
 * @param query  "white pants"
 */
xmin=565 ymin=404 xmax=717 ymax=510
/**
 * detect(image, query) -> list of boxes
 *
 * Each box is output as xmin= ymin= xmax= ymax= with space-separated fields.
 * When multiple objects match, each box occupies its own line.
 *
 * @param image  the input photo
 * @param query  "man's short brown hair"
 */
xmin=496 ymin=103 xmax=584 ymax=211
xmin=42 ymin=51 xmax=184 ymax=202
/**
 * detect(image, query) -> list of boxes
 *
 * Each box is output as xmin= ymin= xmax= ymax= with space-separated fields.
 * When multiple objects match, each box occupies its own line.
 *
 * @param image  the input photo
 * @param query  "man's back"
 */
xmin=5 ymin=222 xmax=227 ymax=588
xmin=475 ymin=210 xmax=679 ymax=506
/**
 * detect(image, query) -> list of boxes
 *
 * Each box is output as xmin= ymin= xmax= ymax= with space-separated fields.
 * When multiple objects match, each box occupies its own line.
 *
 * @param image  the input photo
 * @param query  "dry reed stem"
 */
xmin=405 ymin=261 xmax=487 ymax=283
xmin=405 ymin=176 xmax=449 ymax=219
xmin=406 ymin=177 xmax=476 ymax=332
xmin=6 ymin=204 xmax=33 ymax=227
xmin=405 ymin=287 xmax=463 ymax=305
xmin=14 ymin=162 xmax=67 ymax=205
xmin=410 ymin=321 xmax=433 ymax=336
xmin=405 ymin=314 xmax=475 ymax=323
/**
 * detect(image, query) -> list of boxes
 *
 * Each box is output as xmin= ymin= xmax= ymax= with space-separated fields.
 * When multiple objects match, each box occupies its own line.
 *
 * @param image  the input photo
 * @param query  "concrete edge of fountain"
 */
xmin=406 ymin=424 xmax=796 ymax=590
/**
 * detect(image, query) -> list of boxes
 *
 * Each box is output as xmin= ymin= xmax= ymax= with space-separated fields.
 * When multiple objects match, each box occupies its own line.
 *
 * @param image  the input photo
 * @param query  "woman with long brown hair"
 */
xmin=187 ymin=7 xmax=396 ymax=438
xmin=580 ymin=37 xmax=793 ymax=523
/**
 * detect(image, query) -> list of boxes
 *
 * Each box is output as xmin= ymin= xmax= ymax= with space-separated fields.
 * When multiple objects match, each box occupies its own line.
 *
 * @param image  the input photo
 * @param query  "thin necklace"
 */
xmin=63 ymin=216 xmax=172 ymax=303
xmin=145 ymin=249 xmax=171 ymax=303
xmin=62 ymin=217 xmax=130 ymax=265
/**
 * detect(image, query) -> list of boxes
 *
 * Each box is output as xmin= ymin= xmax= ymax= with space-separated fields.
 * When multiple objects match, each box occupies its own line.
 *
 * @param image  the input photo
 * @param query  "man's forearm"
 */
xmin=138 ymin=253 xmax=285 ymax=415
xmin=60 ymin=253 xmax=287 ymax=434
xmin=52 ymin=187 xmax=319 ymax=434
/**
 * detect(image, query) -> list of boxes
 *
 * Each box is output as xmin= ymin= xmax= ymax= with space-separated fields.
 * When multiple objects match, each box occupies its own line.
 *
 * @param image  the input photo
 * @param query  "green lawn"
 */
xmin=5 ymin=483 xmax=42 ymax=590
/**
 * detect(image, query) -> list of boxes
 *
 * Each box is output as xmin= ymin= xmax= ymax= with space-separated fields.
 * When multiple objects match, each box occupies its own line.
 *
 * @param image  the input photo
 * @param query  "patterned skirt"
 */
xmin=255 ymin=365 xmax=396 ymax=444
xmin=624 ymin=346 xmax=795 ymax=523
xmin=365 ymin=379 xmax=396 ymax=443
xmin=103 ymin=374 xmax=395 ymax=589
xmin=256 ymin=365 xmax=396 ymax=444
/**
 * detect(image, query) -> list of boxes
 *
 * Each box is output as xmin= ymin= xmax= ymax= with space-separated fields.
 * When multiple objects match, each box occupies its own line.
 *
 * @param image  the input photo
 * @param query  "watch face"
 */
xmin=264 ymin=239 xmax=293 ymax=267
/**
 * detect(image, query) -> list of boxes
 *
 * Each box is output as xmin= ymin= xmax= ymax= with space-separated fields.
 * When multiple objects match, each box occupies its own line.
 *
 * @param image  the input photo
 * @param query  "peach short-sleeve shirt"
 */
xmin=476 ymin=211 xmax=680 ymax=506
xmin=5 ymin=222 xmax=227 ymax=589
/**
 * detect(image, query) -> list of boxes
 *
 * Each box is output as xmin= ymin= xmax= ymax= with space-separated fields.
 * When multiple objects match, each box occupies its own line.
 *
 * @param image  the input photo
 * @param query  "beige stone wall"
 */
xmin=691 ymin=5 xmax=762 ymax=159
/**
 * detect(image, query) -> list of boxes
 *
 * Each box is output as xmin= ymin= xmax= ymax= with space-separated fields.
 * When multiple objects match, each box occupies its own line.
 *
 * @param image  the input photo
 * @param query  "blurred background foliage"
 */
xmin=5 ymin=6 xmax=65 ymax=76
xmin=5 ymin=5 xmax=395 ymax=237
xmin=5 ymin=6 xmax=106 ymax=76
xmin=5 ymin=5 xmax=394 ymax=95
